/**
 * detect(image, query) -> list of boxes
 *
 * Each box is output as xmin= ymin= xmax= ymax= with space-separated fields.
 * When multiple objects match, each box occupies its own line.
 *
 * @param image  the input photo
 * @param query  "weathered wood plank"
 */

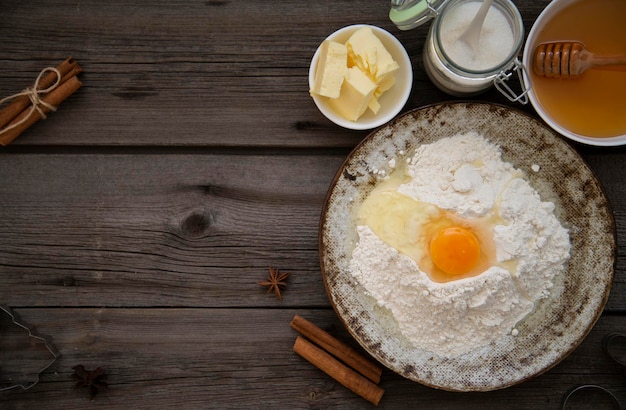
xmin=1 ymin=308 xmax=624 ymax=409
xmin=0 ymin=152 xmax=623 ymax=311
xmin=0 ymin=151 xmax=624 ymax=311
xmin=0 ymin=152 xmax=344 ymax=307
xmin=0 ymin=0 xmax=545 ymax=147
xmin=0 ymin=0 xmax=391 ymax=147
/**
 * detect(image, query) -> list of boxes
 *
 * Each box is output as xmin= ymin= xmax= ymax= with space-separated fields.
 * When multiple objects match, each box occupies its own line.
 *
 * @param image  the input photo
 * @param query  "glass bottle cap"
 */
xmin=389 ymin=0 xmax=450 ymax=31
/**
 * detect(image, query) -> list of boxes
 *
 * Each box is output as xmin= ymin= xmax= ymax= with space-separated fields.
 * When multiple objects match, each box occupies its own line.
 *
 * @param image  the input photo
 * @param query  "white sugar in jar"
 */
xmin=422 ymin=0 xmax=526 ymax=98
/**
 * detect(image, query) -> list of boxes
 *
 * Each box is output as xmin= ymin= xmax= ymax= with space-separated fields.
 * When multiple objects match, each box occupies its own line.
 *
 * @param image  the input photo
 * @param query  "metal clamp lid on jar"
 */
xmin=389 ymin=0 xmax=449 ymax=31
xmin=494 ymin=59 xmax=529 ymax=103
xmin=390 ymin=0 xmax=529 ymax=103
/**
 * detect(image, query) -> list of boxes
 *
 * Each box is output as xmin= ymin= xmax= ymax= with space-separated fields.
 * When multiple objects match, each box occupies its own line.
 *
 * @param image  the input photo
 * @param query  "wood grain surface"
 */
xmin=1 ymin=0 xmax=624 ymax=408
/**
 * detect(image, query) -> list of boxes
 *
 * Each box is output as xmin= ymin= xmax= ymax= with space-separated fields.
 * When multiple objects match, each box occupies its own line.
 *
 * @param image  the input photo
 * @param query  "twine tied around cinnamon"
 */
xmin=0 ymin=67 xmax=61 ymax=136
xmin=0 ymin=57 xmax=83 ymax=146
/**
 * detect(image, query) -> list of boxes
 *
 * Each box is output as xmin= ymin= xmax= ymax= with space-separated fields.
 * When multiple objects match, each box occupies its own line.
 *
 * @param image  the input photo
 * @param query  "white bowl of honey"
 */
xmin=522 ymin=0 xmax=626 ymax=146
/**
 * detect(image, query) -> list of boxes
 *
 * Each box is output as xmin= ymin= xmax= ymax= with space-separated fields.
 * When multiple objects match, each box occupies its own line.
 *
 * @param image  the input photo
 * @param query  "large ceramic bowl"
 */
xmin=522 ymin=0 xmax=626 ymax=146
xmin=309 ymin=24 xmax=413 ymax=130
xmin=319 ymin=102 xmax=615 ymax=391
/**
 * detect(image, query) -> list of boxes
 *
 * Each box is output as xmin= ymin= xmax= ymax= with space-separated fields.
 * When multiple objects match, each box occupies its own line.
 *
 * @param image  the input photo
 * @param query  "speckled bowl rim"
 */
xmin=319 ymin=101 xmax=616 ymax=391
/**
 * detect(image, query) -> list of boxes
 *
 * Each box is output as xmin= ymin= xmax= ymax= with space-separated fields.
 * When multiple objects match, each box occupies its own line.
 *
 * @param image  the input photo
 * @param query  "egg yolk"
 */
xmin=429 ymin=226 xmax=481 ymax=276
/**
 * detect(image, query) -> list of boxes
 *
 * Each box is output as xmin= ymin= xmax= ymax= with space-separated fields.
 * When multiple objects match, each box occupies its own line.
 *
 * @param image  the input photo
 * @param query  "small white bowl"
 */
xmin=522 ymin=0 xmax=626 ymax=146
xmin=309 ymin=25 xmax=413 ymax=130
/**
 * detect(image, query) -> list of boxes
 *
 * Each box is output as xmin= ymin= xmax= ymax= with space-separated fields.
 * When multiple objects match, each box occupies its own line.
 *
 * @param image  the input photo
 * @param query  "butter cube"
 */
xmin=310 ymin=40 xmax=348 ymax=99
xmin=368 ymin=96 xmax=381 ymax=115
xmin=368 ymin=76 xmax=395 ymax=115
xmin=329 ymin=67 xmax=377 ymax=121
xmin=346 ymin=27 xmax=400 ymax=83
xmin=376 ymin=74 xmax=396 ymax=94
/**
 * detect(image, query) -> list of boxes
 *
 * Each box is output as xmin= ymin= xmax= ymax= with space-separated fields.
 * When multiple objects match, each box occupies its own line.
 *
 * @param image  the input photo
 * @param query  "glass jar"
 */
xmin=391 ymin=0 xmax=529 ymax=101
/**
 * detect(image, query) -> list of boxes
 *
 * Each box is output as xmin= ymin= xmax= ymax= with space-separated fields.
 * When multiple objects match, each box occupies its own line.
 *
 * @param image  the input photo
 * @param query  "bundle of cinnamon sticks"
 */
xmin=291 ymin=314 xmax=384 ymax=406
xmin=0 ymin=57 xmax=83 ymax=146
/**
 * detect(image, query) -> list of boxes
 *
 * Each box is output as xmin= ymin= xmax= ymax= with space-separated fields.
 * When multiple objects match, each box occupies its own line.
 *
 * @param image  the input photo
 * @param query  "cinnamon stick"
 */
xmin=0 ymin=75 xmax=83 ymax=146
xmin=290 ymin=314 xmax=382 ymax=384
xmin=294 ymin=336 xmax=384 ymax=406
xmin=60 ymin=64 xmax=84 ymax=86
xmin=0 ymin=57 xmax=81 ymax=129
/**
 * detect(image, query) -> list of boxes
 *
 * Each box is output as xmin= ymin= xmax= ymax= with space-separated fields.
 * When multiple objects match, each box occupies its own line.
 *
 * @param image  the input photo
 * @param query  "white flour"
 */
xmin=349 ymin=132 xmax=570 ymax=357
xmin=440 ymin=1 xmax=515 ymax=70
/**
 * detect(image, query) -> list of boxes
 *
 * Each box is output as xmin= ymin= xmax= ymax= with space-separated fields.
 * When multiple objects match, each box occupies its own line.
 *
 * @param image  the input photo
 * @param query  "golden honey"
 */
xmin=528 ymin=0 xmax=626 ymax=138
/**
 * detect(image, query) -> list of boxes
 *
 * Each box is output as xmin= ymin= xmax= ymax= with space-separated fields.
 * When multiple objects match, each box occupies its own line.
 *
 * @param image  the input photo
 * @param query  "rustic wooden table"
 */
xmin=1 ymin=0 xmax=624 ymax=408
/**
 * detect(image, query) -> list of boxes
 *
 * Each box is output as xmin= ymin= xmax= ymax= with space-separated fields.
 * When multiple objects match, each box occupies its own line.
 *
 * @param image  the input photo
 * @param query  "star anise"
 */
xmin=72 ymin=365 xmax=108 ymax=399
xmin=259 ymin=266 xmax=291 ymax=300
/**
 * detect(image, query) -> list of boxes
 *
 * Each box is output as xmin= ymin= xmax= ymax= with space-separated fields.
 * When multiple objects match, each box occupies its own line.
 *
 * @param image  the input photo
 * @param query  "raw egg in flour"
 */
xmin=430 ymin=226 xmax=481 ymax=277
xmin=356 ymin=189 xmax=499 ymax=283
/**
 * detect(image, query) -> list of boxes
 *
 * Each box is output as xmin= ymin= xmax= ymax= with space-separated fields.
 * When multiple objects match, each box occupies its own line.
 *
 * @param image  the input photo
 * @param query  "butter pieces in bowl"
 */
xmin=309 ymin=25 xmax=412 ymax=130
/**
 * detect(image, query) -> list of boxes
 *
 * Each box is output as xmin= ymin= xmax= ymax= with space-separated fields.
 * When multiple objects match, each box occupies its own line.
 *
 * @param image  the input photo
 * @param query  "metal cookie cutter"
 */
xmin=0 ymin=305 xmax=60 ymax=391
xmin=560 ymin=384 xmax=621 ymax=409
xmin=560 ymin=333 xmax=626 ymax=409
xmin=603 ymin=332 xmax=626 ymax=374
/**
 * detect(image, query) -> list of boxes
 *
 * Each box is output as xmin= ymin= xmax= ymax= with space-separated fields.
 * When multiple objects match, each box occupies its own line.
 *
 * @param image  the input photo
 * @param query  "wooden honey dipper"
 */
xmin=533 ymin=41 xmax=626 ymax=78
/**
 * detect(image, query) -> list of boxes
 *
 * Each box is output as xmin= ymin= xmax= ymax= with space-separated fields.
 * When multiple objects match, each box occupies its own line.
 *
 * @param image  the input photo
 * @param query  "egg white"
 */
xmin=349 ymin=132 xmax=570 ymax=357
